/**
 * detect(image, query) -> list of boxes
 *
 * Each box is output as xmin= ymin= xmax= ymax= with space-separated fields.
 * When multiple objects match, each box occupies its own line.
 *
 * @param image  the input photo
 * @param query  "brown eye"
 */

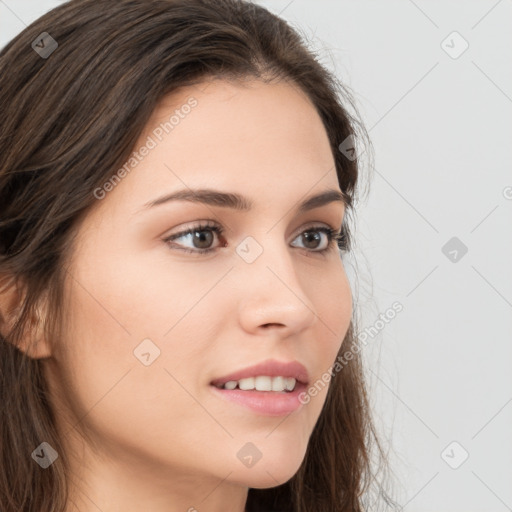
xmin=189 ymin=229 xmax=215 ymax=249
xmin=163 ymin=223 xmax=340 ymax=256
xmin=300 ymin=231 xmax=324 ymax=250
xmin=290 ymin=226 xmax=338 ymax=253
xmin=163 ymin=222 xmax=225 ymax=254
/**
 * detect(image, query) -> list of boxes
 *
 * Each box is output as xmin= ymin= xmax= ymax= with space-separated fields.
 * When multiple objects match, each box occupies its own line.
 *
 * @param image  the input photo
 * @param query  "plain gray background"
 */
xmin=1 ymin=1 xmax=511 ymax=511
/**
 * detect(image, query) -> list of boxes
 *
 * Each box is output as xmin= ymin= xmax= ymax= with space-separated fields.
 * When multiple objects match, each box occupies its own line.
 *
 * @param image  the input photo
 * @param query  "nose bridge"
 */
xmin=234 ymin=232 xmax=316 ymax=332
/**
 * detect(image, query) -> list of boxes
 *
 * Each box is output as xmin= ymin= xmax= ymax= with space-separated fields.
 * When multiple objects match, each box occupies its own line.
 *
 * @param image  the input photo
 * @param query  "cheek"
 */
xmin=304 ymin=263 xmax=352 ymax=408
xmin=314 ymin=260 xmax=353 ymax=349
xmin=51 ymin=278 xmax=216 ymax=469
xmin=54 ymin=244 xmax=227 ymax=449
xmin=66 ymin=233 xmax=216 ymax=340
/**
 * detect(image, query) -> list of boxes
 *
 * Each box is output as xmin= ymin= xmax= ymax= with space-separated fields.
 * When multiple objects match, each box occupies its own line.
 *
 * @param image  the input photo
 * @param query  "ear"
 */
xmin=0 ymin=274 xmax=52 ymax=359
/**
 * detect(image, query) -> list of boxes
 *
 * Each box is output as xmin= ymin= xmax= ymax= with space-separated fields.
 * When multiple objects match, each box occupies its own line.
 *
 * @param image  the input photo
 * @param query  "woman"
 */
xmin=0 ymin=0 xmax=396 ymax=510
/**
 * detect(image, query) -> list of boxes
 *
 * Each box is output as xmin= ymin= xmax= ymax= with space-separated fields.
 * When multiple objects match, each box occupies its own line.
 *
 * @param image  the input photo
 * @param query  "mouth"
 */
xmin=209 ymin=358 xmax=309 ymax=388
xmin=209 ymin=359 xmax=310 ymax=416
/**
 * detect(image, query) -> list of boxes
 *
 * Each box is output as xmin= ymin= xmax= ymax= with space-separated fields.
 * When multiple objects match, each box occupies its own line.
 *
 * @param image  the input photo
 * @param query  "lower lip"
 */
xmin=209 ymin=382 xmax=307 ymax=416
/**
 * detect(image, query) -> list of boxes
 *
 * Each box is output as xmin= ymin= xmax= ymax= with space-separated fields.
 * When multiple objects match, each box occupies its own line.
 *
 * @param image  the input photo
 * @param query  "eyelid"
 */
xmin=162 ymin=218 xmax=337 ymax=237
xmin=162 ymin=219 xmax=220 ymax=239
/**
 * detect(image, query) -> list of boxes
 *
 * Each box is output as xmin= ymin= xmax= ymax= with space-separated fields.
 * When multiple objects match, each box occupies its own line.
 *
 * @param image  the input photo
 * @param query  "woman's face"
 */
xmin=44 ymin=78 xmax=352 ymax=505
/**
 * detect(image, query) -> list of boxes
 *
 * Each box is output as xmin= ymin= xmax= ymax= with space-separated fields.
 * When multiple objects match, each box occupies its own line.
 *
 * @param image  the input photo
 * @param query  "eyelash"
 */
xmin=162 ymin=221 xmax=348 ymax=256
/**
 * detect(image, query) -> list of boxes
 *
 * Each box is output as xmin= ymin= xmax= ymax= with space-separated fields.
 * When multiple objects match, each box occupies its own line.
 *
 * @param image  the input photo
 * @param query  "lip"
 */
xmin=210 ymin=381 xmax=308 ymax=416
xmin=209 ymin=359 xmax=310 ymax=416
xmin=210 ymin=359 xmax=310 ymax=387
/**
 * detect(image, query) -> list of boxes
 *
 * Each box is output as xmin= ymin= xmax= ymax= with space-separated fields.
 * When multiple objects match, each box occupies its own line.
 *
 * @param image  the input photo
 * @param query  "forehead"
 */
xmin=146 ymin=78 xmax=332 ymax=161
xmin=100 ymin=78 xmax=339 ymax=214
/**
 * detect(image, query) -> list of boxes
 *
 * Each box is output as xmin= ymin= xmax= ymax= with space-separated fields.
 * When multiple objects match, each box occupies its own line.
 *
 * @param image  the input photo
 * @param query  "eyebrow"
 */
xmin=142 ymin=188 xmax=346 ymax=214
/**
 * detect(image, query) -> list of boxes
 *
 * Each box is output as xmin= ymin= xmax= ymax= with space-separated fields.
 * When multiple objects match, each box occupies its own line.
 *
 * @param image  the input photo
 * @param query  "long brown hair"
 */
xmin=0 ymin=1 xmax=397 ymax=510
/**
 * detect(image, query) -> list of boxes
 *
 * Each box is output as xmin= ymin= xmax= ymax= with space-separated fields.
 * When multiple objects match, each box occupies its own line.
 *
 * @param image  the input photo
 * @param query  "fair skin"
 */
xmin=33 ymin=78 xmax=353 ymax=511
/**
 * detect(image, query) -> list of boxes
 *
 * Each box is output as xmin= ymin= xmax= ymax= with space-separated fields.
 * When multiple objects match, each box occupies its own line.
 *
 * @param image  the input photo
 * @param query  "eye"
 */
xmin=290 ymin=226 xmax=340 ymax=253
xmin=162 ymin=220 xmax=225 ymax=254
xmin=162 ymin=221 xmax=347 ymax=255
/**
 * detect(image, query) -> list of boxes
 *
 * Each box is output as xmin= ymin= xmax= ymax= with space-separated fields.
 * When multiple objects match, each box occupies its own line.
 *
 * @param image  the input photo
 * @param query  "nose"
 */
xmin=235 ymin=237 xmax=317 ymax=337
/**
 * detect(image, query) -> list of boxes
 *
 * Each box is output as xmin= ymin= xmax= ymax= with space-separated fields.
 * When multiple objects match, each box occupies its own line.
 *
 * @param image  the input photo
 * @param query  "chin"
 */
xmin=247 ymin=467 xmax=300 ymax=489
xmin=231 ymin=456 xmax=305 ymax=489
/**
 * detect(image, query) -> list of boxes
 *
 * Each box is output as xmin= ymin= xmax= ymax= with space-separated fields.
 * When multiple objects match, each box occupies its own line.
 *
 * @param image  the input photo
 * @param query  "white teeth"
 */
xmin=254 ymin=376 xmax=272 ymax=391
xmin=219 ymin=376 xmax=297 ymax=392
xmin=285 ymin=377 xmax=296 ymax=391
xmin=271 ymin=376 xmax=285 ymax=391
xmin=238 ymin=377 xmax=255 ymax=390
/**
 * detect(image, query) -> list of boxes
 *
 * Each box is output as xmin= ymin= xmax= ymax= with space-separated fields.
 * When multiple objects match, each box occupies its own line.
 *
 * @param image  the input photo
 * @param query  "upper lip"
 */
xmin=210 ymin=359 xmax=310 ymax=386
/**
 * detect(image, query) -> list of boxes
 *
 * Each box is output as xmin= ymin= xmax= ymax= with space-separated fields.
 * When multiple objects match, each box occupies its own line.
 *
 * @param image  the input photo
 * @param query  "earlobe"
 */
xmin=0 ymin=275 xmax=53 ymax=359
